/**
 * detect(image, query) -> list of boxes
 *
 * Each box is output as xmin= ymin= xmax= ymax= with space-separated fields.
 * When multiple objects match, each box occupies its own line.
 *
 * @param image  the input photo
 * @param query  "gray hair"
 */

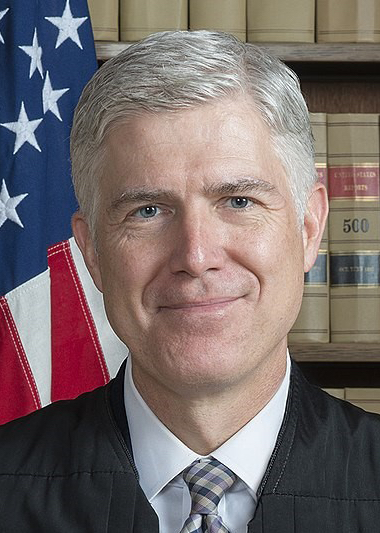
xmin=71 ymin=30 xmax=316 ymax=235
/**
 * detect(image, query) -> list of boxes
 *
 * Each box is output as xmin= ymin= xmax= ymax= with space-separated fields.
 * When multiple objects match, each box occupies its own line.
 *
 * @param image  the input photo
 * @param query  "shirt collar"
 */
xmin=124 ymin=352 xmax=291 ymax=501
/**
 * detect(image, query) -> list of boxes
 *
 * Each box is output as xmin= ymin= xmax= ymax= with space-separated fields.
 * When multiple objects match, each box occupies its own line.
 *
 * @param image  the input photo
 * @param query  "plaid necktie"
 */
xmin=180 ymin=459 xmax=236 ymax=533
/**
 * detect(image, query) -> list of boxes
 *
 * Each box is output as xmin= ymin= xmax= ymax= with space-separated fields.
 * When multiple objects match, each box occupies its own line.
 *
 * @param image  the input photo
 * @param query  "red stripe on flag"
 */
xmin=49 ymin=240 xmax=110 ymax=402
xmin=0 ymin=297 xmax=42 ymax=425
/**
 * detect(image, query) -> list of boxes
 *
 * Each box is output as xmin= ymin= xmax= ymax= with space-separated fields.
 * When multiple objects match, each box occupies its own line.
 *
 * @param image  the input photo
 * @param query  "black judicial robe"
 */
xmin=0 ymin=359 xmax=379 ymax=532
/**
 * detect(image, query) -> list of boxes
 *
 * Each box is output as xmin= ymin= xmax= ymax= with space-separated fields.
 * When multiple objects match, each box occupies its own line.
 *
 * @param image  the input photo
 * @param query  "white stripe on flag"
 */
xmin=69 ymin=237 xmax=128 ymax=378
xmin=6 ymin=269 xmax=51 ymax=407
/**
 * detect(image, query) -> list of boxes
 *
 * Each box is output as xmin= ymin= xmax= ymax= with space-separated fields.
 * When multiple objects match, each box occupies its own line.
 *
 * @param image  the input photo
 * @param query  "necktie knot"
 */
xmin=183 ymin=459 xmax=236 ymax=516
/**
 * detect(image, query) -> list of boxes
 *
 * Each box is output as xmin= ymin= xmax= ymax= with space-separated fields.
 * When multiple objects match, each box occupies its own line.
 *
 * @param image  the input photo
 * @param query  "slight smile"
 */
xmin=159 ymin=297 xmax=241 ymax=312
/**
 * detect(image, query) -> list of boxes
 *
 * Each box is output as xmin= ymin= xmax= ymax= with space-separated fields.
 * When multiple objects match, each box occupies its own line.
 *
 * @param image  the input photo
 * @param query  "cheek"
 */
xmin=241 ymin=223 xmax=304 ymax=290
xmin=98 ymin=239 xmax=165 ymax=313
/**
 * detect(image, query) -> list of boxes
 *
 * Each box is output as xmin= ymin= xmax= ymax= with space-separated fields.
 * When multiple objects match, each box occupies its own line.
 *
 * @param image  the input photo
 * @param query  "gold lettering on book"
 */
xmin=343 ymin=184 xmax=368 ymax=192
xmin=334 ymin=170 xmax=377 ymax=179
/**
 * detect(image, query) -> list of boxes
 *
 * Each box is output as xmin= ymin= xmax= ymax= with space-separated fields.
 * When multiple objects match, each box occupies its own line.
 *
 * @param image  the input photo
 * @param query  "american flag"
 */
xmin=0 ymin=0 xmax=127 ymax=425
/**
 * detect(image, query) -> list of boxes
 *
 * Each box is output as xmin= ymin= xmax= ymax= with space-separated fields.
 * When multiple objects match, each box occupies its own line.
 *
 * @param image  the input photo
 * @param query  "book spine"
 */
xmin=317 ymin=0 xmax=380 ymax=43
xmin=345 ymin=388 xmax=380 ymax=414
xmin=328 ymin=113 xmax=380 ymax=342
xmin=324 ymin=388 xmax=380 ymax=414
xmin=322 ymin=388 xmax=345 ymax=399
xmin=289 ymin=113 xmax=329 ymax=343
xmin=120 ymin=0 xmax=188 ymax=42
xmin=189 ymin=0 xmax=246 ymax=41
xmin=88 ymin=0 xmax=119 ymax=41
xmin=247 ymin=0 xmax=315 ymax=43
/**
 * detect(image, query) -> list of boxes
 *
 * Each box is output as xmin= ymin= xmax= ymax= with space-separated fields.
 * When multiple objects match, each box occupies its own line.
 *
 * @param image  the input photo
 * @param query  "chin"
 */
xmin=159 ymin=348 xmax=247 ymax=388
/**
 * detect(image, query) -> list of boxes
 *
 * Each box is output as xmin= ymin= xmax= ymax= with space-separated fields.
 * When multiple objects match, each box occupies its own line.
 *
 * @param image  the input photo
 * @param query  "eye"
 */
xmin=134 ymin=205 xmax=161 ymax=218
xmin=228 ymin=197 xmax=252 ymax=209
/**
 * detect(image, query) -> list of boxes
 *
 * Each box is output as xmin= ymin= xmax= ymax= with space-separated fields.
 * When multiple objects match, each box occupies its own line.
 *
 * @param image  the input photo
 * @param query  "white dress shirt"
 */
xmin=124 ymin=353 xmax=291 ymax=533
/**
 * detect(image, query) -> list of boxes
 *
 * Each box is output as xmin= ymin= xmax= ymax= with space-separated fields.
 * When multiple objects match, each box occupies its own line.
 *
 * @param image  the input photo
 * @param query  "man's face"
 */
xmin=74 ymin=97 xmax=325 ymax=398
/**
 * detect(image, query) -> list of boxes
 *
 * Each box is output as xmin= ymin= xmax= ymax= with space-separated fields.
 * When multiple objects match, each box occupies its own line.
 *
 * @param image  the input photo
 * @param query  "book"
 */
xmin=324 ymin=388 xmax=380 ymax=414
xmin=328 ymin=114 xmax=380 ymax=342
xmin=120 ymin=0 xmax=188 ymax=42
xmin=345 ymin=388 xmax=380 ymax=414
xmin=313 ymin=113 xmax=329 ymax=252
xmin=322 ymin=388 xmax=345 ymax=399
xmin=289 ymin=113 xmax=329 ymax=343
xmin=189 ymin=0 xmax=246 ymax=41
xmin=87 ymin=0 xmax=119 ymax=41
xmin=247 ymin=0 xmax=315 ymax=43
xmin=317 ymin=0 xmax=380 ymax=43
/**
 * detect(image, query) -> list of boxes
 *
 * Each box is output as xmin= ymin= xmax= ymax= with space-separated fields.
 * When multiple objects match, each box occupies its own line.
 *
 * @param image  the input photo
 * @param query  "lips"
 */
xmin=160 ymin=296 xmax=241 ymax=310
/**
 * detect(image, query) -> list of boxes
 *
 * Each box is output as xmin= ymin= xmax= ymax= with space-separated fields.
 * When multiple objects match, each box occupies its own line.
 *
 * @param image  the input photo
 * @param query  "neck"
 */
xmin=131 ymin=348 xmax=288 ymax=455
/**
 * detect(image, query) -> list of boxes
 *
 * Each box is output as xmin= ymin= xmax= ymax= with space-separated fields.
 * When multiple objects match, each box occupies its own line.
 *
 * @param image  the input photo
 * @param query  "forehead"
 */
xmin=100 ymin=97 xmax=288 ymax=195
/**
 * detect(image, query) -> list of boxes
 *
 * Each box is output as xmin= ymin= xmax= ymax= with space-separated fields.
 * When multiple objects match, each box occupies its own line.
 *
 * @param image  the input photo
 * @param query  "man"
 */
xmin=0 ymin=30 xmax=379 ymax=532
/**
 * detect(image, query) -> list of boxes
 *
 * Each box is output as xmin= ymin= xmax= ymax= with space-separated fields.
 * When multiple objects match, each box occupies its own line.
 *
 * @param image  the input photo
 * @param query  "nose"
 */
xmin=169 ymin=210 xmax=226 ymax=278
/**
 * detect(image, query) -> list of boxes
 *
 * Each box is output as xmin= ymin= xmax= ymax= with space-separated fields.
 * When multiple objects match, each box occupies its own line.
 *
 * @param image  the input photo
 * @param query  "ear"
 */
xmin=302 ymin=183 xmax=329 ymax=273
xmin=71 ymin=212 xmax=103 ymax=292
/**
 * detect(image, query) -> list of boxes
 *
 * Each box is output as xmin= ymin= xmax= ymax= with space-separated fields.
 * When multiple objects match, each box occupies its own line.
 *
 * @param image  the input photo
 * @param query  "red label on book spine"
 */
xmin=316 ymin=166 xmax=327 ymax=186
xmin=329 ymin=166 xmax=379 ymax=198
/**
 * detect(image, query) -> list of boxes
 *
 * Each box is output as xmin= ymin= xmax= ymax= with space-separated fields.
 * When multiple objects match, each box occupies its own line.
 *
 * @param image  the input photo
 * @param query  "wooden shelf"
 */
xmin=96 ymin=41 xmax=131 ymax=61
xmin=259 ymin=43 xmax=380 ymax=62
xmin=290 ymin=343 xmax=380 ymax=363
xmin=95 ymin=41 xmax=380 ymax=62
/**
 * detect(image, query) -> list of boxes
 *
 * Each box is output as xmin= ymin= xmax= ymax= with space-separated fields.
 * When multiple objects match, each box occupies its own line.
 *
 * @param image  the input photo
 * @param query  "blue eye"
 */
xmin=136 ymin=206 xmax=159 ymax=218
xmin=230 ymin=197 xmax=250 ymax=208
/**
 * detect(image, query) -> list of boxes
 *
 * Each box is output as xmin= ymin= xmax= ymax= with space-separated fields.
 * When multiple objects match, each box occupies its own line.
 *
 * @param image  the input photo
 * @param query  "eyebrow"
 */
xmin=109 ymin=189 xmax=177 ymax=212
xmin=203 ymin=177 xmax=277 ymax=196
xmin=109 ymin=177 xmax=278 ymax=212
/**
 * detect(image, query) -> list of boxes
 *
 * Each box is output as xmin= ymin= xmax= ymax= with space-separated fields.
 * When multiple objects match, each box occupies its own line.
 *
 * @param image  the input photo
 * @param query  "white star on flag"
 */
xmin=19 ymin=28 xmax=43 ymax=79
xmin=42 ymin=71 xmax=70 ymax=121
xmin=0 ymin=7 xmax=9 ymax=44
xmin=0 ymin=101 xmax=43 ymax=154
xmin=45 ymin=0 xmax=87 ymax=50
xmin=0 ymin=179 xmax=28 ymax=228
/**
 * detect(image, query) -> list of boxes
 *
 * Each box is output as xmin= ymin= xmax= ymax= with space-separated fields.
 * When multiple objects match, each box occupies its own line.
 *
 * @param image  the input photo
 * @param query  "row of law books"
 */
xmin=323 ymin=388 xmax=380 ymax=415
xmin=289 ymin=113 xmax=380 ymax=344
xmin=88 ymin=0 xmax=380 ymax=44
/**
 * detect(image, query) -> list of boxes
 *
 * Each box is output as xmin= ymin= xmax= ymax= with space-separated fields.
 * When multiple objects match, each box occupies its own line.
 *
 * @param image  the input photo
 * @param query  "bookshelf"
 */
xmin=290 ymin=46 xmax=379 ymax=378
xmin=290 ymin=343 xmax=380 ymax=362
xmin=95 ymin=41 xmax=380 ymax=62
xmin=94 ymin=41 xmax=380 ymax=383
xmin=95 ymin=42 xmax=380 ymax=115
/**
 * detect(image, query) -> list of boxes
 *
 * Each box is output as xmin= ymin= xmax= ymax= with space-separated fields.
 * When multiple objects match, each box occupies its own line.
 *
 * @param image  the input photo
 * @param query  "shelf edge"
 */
xmin=290 ymin=343 xmax=380 ymax=363
xmin=95 ymin=41 xmax=380 ymax=62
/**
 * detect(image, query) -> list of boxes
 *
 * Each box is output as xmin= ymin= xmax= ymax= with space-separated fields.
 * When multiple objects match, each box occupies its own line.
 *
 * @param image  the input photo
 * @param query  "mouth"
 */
xmin=159 ymin=296 xmax=241 ymax=312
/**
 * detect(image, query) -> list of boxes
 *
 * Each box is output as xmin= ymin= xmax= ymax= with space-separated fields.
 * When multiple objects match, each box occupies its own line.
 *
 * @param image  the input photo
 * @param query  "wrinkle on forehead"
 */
xmin=100 ymin=96 xmax=293 ymax=211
